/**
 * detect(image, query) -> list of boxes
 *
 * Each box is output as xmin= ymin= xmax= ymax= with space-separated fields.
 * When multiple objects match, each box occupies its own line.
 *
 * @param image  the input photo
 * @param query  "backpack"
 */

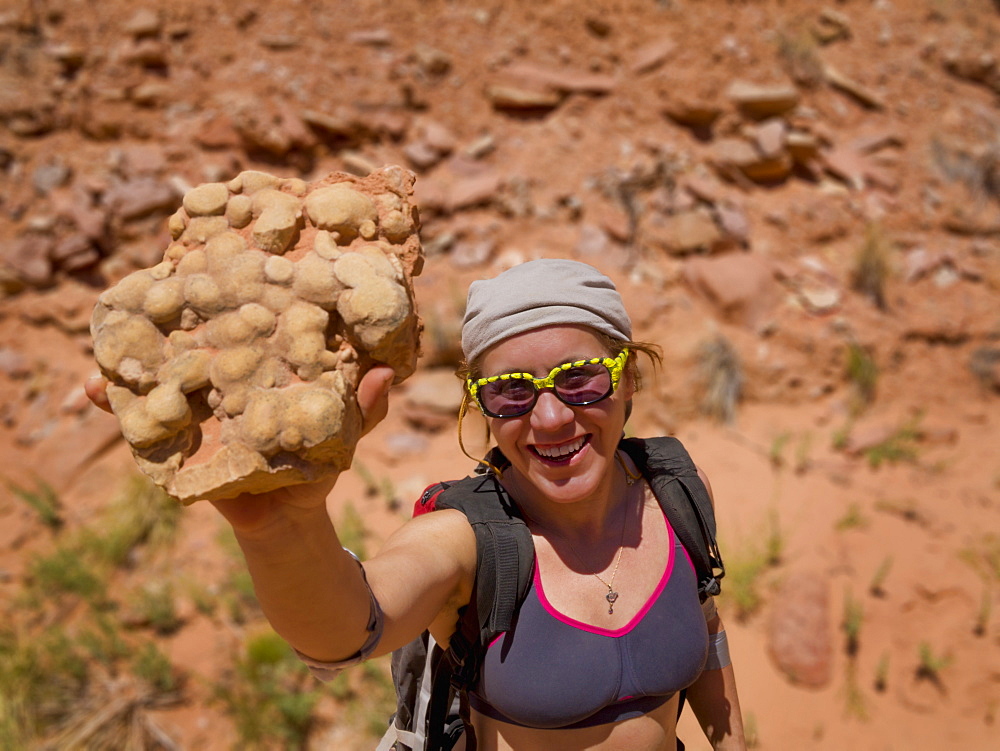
xmin=376 ymin=436 xmax=725 ymax=751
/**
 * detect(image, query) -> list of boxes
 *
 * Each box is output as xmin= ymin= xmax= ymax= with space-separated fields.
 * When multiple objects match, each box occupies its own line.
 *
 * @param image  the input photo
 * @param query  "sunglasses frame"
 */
xmin=467 ymin=348 xmax=630 ymax=418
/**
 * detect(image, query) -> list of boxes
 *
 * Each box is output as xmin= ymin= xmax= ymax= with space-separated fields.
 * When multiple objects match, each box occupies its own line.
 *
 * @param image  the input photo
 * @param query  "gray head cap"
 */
xmin=461 ymin=259 xmax=633 ymax=365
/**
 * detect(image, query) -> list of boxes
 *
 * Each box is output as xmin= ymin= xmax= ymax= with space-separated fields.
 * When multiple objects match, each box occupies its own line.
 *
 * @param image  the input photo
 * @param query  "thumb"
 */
xmin=85 ymin=374 xmax=113 ymax=413
xmin=357 ymin=365 xmax=395 ymax=436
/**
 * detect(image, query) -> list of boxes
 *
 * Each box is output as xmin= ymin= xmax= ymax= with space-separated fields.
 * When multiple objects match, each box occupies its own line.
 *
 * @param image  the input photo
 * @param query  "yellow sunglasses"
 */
xmin=467 ymin=349 xmax=629 ymax=418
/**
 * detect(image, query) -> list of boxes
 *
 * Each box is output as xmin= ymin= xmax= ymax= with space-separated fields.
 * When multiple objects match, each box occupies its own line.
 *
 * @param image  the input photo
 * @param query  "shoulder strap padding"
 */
xmin=433 ymin=474 xmax=534 ymax=686
xmin=620 ymin=436 xmax=725 ymax=599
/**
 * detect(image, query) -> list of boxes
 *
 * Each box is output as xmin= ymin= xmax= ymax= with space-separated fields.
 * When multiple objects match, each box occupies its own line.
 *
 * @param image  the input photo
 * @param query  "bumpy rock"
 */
xmin=92 ymin=167 xmax=423 ymax=503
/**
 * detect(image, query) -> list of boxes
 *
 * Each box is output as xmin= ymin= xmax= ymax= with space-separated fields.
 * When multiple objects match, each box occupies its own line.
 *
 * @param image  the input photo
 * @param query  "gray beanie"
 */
xmin=461 ymin=259 xmax=633 ymax=364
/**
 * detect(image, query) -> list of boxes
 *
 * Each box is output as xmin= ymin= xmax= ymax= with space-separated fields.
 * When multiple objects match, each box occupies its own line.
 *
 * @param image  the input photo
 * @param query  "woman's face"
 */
xmin=477 ymin=324 xmax=634 ymax=507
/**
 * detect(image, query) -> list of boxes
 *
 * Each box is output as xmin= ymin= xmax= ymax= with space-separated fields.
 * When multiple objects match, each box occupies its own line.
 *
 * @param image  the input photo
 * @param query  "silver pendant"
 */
xmin=606 ymin=589 xmax=619 ymax=615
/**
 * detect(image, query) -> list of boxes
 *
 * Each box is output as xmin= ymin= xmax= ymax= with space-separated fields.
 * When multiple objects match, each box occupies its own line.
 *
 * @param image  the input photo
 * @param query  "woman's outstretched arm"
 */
xmin=87 ymin=366 xmax=476 ymax=665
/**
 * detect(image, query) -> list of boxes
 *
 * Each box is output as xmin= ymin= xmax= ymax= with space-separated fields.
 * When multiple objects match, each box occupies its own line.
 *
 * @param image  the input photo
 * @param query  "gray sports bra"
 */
xmin=469 ymin=513 xmax=708 ymax=729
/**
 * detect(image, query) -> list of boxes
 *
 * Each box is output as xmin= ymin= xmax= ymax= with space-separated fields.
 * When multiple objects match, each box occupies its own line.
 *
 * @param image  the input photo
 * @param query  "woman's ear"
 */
xmin=620 ymin=366 xmax=637 ymax=401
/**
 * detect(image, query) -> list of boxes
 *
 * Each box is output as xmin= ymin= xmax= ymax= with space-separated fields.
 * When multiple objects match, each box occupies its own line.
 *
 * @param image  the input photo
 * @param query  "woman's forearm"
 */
xmin=687 ymin=611 xmax=747 ymax=751
xmin=687 ymin=660 xmax=747 ymax=750
xmin=229 ymin=496 xmax=375 ymax=662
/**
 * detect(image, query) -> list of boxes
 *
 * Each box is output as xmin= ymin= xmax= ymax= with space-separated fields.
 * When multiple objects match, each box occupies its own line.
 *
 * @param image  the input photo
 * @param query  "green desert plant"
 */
xmin=696 ymin=334 xmax=744 ymax=423
xmin=835 ymin=502 xmax=869 ymax=531
xmin=916 ymin=642 xmax=952 ymax=686
xmin=974 ymin=586 xmax=992 ymax=637
xmin=769 ymin=432 xmax=791 ymax=469
xmin=844 ymin=341 xmax=878 ymax=414
xmin=776 ymin=27 xmax=824 ymax=87
xmin=0 ymin=626 xmax=91 ymax=744
xmin=842 ymin=589 xmax=864 ymax=657
xmin=869 ymin=556 xmax=893 ymax=598
xmin=78 ymin=474 xmax=180 ymax=568
xmin=874 ymin=650 xmax=890 ymax=692
xmin=8 ymin=477 xmax=63 ymax=530
xmin=930 ymin=137 xmax=1000 ymax=203
xmin=127 ymin=581 xmax=183 ymax=636
xmin=794 ymin=432 xmax=814 ymax=474
xmin=0 ymin=473 xmax=190 ymax=749
xmin=843 ymin=661 xmax=869 ymax=721
xmin=339 ymin=501 xmax=369 ymax=560
xmin=765 ymin=508 xmax=784 ymax=568
xmin=873 ymin=496 xmax=926 ymax=525
xmin=213 ymin=629 xmax=323 ymax=750
xmin=968 ymin=346 xmax=1000 ymax=393
xmin=851 ymin=223 xmax=892 ymax=310
xmin=863 ymin=421 xmax=921 ymax=469
xmin=131 ymin=641 xmax=180 ymax=695
xmin=743 ymin=711 xmax=760 ymax=748
xmin=25 ymin=544 xmax=106 ymax=604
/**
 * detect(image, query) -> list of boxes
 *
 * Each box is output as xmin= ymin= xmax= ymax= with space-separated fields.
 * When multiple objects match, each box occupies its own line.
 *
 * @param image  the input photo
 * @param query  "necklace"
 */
xmin=530 ymin=456 xmax=638 ymax=615
xmin=592 ymin=511 xmax=628 ymax=615
xmin=615 ymin=451 xmax=641 ymax=486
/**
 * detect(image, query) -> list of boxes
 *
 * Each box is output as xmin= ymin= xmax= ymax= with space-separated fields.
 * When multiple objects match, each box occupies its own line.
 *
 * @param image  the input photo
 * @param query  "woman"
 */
xmin=88 ymin=259 xmax=746 ymax=750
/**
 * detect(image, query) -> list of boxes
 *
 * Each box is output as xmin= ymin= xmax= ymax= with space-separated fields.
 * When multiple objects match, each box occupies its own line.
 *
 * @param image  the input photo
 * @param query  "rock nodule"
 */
xmin=91 ymin=167 xmax=424 ymax=503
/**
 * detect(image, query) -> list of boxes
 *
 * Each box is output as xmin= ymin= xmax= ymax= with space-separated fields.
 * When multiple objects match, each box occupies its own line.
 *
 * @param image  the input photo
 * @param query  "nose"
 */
xmin=530 ymin=389 xmax=575 ymax=430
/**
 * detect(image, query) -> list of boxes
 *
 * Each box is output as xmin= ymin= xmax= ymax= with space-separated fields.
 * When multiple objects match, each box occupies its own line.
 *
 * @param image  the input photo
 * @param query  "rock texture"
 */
xmin=91 ymin=168 xmax=423 ymax=503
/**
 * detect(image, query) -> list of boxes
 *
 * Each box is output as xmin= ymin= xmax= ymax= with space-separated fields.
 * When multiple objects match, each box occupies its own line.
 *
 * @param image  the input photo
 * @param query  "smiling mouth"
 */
xmin=531 ymin=435 xmax=589 ymax=462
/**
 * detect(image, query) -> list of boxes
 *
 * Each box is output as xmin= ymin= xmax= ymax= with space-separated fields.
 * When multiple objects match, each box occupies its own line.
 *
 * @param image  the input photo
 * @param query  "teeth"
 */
xmin=535 ymin=436 xmax=585 ymax=458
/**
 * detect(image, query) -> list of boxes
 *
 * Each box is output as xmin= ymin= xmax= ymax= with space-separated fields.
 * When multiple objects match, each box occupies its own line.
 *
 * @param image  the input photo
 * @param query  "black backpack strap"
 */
xmin=620 ymin=436 xmax=725 ymax=600
xmin=424 ymin=472 xmax=535 ymax=750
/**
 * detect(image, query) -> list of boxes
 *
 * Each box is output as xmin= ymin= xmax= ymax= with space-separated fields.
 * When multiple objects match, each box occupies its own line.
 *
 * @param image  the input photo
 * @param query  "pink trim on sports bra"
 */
xmin=533 ymin=513 xmax=677 ymax=638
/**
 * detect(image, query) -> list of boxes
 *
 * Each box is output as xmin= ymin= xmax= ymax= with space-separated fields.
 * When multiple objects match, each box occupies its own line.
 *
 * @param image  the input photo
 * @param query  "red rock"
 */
xmin=592 ymin=204 xmax=631 ymax=243
xmin=124 ymin=8 xmax=162 ymax=38
xmin=2 ymin=235 xmax=55 ymax=288
xmin=786 ymin=130 xmax=821 ymax=165
xmin=630 ymin=39 xmax=677 ymax=75
xmin=103 ymin=178 xmax=178 ymax=220
xmin=450 ymin=237 xmax=495 ymax=269
xmin=726 ymin=80 xmax=800 ymax=118
xmin=120 ymin=144 xmax=167 ymax=175
xmin=50 ymin=232 xmax=93 ymax=263
xmin=421 ymin=120 xmax=456 ymax=155
xmin=446 ymin=172 xmax=502 ymax=212
xmin=574 ymin=224 xmax=612 ymax=258
xmin=503 ymin=63 xmax=616 ymax=94
xmin=823 ymin=64 xmax=885 ymax=110
xmin=412 ymin=44 xmax=452 ymax=76
xmin=714 ymin=202 xmax=751 ymax=246
xmin=713 ymin=137 xmax=792 ymax=183
xmin=767 ymin=575 xmax=833 ymax=689
xmin=754 ymin=118 xmax=787 ymax=159
xmin=821 ymin=145 xmax=866 ymax=190
xmin=646 ymin=208 xmax=722 ymax=256
xmin=195 ymin=112 xmax=242 ymax=150
xmin=843 ymin=422 xmax=896 ymax=455
xmin=0 ymin=347 xmax=30 ymax=378
xmin=122 ymin=38 xmax=169 ymax=67
xmin=404 ymin=141 xmax=443 ymax=170
xmin=683 ymin=252 xmax=780 ymax=328
xmin=348 ymin=29 xmax=392 ymax=46
xmin=662 ymin=97 xmax=722 ymax=127
xmin=486 ymin=85 xmax=562 ymax=111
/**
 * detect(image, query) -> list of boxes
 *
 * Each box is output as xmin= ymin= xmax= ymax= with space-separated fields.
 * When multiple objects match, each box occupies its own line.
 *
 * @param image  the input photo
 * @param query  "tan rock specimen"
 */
xmin=92 ymin=167 xmax=424 ymax=504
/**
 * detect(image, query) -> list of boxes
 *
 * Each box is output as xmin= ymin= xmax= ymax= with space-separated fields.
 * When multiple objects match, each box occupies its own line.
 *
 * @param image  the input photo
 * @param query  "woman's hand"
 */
xmin=84 ymin=365 xmax=397 ymax=527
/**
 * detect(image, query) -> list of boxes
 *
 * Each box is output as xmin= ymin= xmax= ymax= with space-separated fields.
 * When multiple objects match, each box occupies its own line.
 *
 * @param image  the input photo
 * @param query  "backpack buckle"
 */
xmin=700 ymin=577 xmax=722 ymax=598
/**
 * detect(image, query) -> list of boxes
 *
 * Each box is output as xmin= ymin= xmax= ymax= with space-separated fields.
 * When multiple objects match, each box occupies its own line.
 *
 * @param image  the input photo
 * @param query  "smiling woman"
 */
xmin=89 ymin=257 xmax=745 ymax=751
xmin=378 ymin=260 xmax=746 ymax=750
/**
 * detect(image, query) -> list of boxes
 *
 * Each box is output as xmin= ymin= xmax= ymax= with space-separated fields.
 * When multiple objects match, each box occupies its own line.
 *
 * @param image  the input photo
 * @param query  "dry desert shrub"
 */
xmin=696 ymin=334 xmax=744 ymax=423
xmin=851 ymin=223 xmax=892 ymax=311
